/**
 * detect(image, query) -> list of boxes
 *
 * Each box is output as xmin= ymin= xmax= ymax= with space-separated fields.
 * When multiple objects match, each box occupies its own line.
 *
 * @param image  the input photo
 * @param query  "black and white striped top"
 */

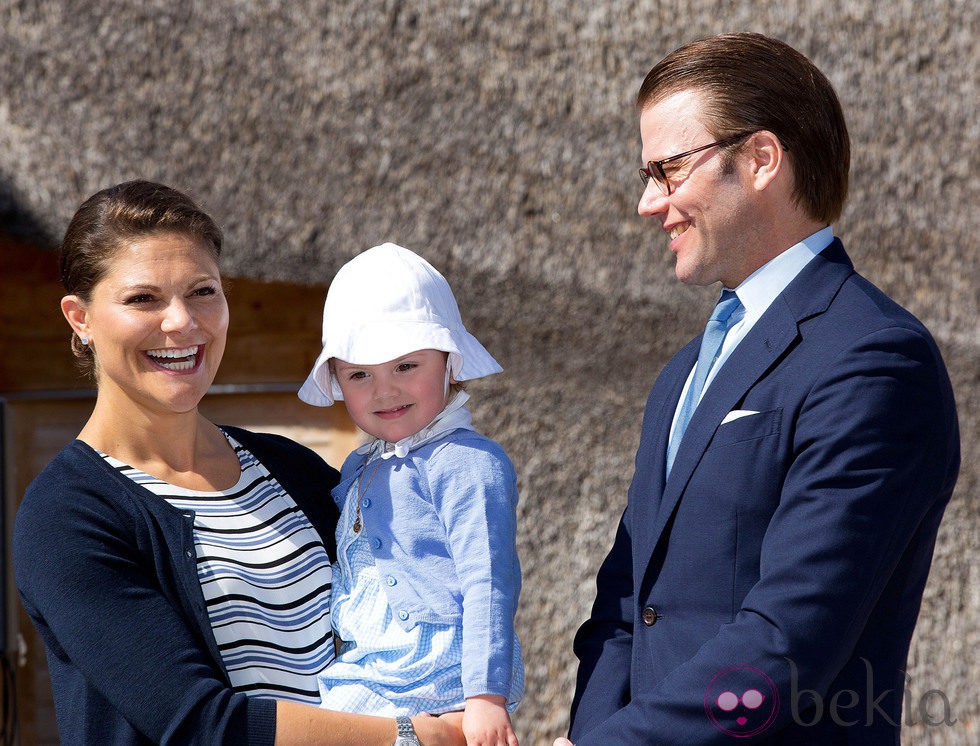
xmin=101 ymin=432 xmax=334 ymax=703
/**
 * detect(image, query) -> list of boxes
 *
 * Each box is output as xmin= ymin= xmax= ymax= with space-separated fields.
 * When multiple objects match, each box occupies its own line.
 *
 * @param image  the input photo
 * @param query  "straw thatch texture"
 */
xmin=1 ymin=2 xmax=976 ymax=743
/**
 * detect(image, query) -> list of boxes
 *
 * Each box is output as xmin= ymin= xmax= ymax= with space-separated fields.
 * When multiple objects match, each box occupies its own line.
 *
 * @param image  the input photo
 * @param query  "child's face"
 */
xmin=333 ymin=349 xmax=452 ymax=443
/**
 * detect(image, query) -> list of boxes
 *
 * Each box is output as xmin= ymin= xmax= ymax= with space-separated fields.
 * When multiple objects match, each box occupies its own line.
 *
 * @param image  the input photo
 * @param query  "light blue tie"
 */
xmin=666 ymin=289 xmax=743 ymax=475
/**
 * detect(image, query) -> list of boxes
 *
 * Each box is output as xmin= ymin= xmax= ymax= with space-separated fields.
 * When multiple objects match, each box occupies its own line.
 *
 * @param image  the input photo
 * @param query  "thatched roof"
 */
xmin=2 ymin=2 xmax=976 ymax=741
xmin=2 ymin=3 xmax=974 ymax=317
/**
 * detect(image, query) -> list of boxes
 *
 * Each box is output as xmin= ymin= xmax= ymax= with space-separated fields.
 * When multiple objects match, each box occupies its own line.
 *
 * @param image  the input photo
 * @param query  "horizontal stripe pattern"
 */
xmin=101 ymin=434 xmax=334 ymax=703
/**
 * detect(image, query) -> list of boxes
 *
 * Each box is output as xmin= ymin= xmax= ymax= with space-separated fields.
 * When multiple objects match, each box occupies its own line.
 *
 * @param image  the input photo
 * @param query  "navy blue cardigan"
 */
xmin=13 ymin=426 xmax=340 ymax=745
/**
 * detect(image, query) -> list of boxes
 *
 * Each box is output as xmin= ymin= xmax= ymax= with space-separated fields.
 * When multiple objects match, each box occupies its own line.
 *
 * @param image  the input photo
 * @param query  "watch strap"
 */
xmin=394 ymin=715 xmax=420 ymax=745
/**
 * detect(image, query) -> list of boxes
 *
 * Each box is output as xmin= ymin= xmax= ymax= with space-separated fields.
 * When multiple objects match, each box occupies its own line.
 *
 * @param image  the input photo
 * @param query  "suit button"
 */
xmin=641 ymin=606 xmax=659 ymax=626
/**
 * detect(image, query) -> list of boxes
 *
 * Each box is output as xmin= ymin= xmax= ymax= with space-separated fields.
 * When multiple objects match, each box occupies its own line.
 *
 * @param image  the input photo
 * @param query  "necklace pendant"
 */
xmin=352 ymin=449 xmax=380 ymax=537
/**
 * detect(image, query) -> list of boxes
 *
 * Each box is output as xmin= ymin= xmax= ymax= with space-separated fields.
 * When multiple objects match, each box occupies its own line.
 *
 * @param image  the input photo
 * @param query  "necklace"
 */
xmin=352 ymin=450 xmax=382 ymax=533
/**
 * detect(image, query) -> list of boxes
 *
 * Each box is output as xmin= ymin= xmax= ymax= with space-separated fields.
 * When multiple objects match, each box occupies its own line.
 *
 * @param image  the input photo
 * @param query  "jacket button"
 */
xmin=641 ymin=606 xmax=659 ymax=626
xmin=362 ymin=498 xmax=371 ymax=508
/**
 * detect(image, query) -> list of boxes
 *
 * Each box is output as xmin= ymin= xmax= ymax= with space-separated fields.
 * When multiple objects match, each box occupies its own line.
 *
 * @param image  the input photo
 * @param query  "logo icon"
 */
xmin=705 ymin=664 xmax=779 ymax=737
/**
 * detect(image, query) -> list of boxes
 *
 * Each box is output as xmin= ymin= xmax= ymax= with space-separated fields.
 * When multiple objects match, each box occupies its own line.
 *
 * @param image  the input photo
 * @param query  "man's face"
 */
xmin=637 ymin=89 xmax=758 ymax=288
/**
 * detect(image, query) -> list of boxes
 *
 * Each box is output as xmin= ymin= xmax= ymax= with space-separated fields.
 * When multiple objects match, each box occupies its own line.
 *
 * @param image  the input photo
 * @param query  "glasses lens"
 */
xmin=639 ymin=163 xmax=669 ymax=195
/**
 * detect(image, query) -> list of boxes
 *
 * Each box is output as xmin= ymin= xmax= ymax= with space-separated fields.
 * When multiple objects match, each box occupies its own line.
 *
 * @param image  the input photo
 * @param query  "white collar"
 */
xmin=356 ymin=390 xmax=475 ymax=460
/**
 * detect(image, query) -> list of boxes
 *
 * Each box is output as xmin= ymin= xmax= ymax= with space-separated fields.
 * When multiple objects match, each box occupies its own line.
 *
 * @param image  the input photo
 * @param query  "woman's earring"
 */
xmin=80 ymin=335 xmax=89 ymax=345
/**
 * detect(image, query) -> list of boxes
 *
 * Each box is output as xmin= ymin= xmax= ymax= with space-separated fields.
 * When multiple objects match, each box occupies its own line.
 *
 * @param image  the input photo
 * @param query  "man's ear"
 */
xmin=746 ymin=130 xmax=785 ymax=192
xmin=61 ymin=295 xmax=90 ymax=340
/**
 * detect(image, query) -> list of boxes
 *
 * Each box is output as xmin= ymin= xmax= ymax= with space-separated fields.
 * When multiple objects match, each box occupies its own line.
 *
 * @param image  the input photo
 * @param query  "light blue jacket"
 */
xmin=332 ymin=425 xmax=522 ymax=698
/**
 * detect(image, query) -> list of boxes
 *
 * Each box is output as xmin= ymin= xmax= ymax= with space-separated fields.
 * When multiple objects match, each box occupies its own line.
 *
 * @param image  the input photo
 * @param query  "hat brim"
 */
xmin=297 ymin=321 xmax=501 ymax=407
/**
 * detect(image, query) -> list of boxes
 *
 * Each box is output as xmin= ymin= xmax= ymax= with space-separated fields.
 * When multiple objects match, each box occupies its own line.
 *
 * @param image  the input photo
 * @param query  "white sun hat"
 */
xmin=298 ymin=242 xmax=502 ymax=406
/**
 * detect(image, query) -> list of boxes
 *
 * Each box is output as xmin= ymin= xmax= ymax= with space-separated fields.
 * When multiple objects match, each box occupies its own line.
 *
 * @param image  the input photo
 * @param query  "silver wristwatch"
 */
xmin=393 ymin=715 xmax=421 ymax=746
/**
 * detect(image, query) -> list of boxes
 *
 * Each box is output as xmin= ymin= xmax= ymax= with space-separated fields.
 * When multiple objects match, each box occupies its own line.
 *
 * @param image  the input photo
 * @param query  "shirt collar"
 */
xmin=731 ymin=226 xmax=834 ymax=315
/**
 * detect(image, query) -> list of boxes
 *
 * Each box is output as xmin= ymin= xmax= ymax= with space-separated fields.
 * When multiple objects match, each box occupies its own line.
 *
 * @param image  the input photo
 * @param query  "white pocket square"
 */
xmin=722 ymin=409 xmax=760 ymax=424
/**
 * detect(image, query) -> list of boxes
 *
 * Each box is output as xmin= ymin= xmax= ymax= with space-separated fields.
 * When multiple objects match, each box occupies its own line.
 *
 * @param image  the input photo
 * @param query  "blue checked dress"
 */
xmin=318 ymin=465 xmax=467 ymax=715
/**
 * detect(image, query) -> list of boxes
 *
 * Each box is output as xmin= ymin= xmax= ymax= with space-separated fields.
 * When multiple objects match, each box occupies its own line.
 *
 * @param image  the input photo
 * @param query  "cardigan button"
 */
xmin=641 ymin=606 xmax=659 ymax=626
xmin=398 ymin=610 xmax=409 ymax=621
xmin=386 ymin=575 xmax=397 ymax=586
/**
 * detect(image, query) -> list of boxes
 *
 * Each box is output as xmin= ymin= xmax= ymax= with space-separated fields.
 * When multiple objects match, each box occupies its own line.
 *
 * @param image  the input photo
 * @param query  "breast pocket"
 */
xmin=709 ymin=408 xmax=781 ymax=448
xmin=698 ymin=407 xmax=784 ymax=520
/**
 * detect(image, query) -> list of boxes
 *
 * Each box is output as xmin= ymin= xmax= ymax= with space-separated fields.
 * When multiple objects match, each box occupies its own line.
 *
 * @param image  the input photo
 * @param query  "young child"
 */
xmin=298 ymin=243 xmax=524 ymax=746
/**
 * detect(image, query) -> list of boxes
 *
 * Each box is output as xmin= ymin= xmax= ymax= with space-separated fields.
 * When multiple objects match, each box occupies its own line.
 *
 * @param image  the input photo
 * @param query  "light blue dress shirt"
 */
xmin=668 ymin=226 xmax=835 ymax=442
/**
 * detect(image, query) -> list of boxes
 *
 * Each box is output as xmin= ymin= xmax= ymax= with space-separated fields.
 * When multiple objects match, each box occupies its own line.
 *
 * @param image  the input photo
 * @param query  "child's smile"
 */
xmin=373 ymin=403 xmax=414 ymax=419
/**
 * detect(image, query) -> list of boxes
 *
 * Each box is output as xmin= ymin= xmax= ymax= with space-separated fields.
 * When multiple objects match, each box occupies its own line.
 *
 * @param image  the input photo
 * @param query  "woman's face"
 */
xmin=63 ymin=232 xmax=229 ymax=418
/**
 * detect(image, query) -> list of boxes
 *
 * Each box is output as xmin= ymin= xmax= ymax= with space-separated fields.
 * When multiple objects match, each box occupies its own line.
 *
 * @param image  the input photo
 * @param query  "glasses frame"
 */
xmin=639 ymin=130 xmax=757 ymax=195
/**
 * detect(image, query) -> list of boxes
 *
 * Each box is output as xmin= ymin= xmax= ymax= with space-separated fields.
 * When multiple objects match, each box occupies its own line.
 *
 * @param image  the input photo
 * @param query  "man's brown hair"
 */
xmin=637 ymin=32 xmax=850 ymax=223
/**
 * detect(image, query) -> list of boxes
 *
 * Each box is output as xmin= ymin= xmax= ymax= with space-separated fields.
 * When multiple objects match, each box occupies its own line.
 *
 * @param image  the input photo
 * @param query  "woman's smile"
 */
xmin=143 ymin=344 xmax=204 ymax=373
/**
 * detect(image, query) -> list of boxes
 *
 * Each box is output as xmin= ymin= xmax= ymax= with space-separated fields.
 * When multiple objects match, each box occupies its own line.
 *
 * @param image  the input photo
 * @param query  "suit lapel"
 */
xmin=645 ymin=239 xmax=855 ymax=549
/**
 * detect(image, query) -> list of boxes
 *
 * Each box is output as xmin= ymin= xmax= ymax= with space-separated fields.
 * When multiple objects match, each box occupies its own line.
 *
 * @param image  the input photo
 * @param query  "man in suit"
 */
xmin=560 ymin=33 xmax=959 ymax=744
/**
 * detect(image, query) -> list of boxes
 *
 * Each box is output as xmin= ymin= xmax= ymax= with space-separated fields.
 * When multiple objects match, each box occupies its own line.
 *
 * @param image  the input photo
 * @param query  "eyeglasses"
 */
xmin=638 ymin=131 xmax=756 ymax=195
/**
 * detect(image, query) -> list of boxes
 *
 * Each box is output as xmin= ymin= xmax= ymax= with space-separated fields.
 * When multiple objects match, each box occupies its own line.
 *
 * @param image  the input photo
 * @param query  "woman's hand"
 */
xmin=413 ymin=711 xmax=466 ymax=746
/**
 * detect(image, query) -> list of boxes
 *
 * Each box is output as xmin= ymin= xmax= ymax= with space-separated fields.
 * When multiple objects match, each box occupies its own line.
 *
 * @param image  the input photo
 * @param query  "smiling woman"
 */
xmin=11 ymin=181 xmax=465 ymax=746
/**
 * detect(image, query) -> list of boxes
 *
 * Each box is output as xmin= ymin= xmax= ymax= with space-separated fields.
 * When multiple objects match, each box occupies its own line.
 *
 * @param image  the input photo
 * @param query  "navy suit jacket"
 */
xmin=569 ymin=241 xmax=959 ymax=744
